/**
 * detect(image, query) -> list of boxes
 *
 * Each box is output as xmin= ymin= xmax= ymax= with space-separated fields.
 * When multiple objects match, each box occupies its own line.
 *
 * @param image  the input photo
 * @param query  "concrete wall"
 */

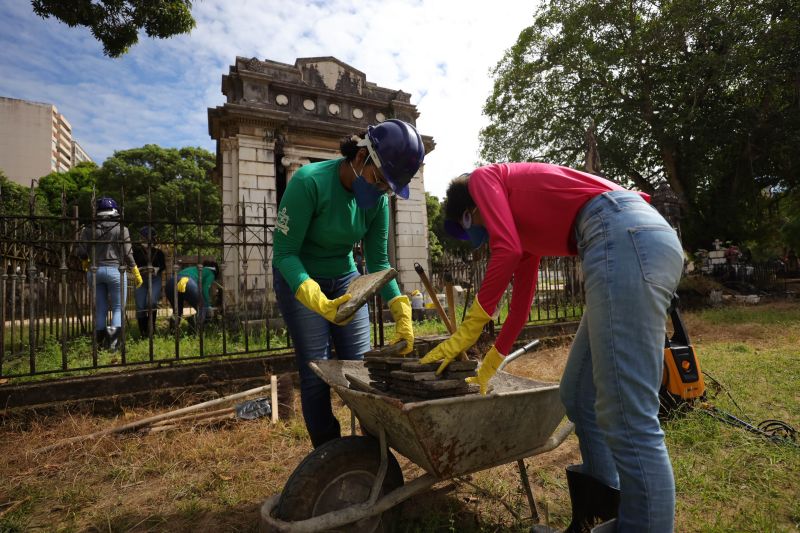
xmin=0 ymin=97 xmax=53 ymax=186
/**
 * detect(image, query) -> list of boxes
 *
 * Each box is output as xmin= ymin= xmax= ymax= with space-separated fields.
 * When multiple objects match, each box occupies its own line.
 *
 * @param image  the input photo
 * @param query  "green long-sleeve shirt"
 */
xmin=272 ymin=158 xmax=401 ymax=302
xmin=178 ymin=266 xmax=216 ymax=307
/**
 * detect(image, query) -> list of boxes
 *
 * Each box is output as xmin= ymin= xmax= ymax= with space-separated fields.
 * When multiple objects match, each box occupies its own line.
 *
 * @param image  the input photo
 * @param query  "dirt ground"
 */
xmin=0 ymin=300 xmax=798 ymax=532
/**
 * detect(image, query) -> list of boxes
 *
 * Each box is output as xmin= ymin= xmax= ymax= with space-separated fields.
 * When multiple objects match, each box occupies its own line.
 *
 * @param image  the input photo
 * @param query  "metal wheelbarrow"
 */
xmin=260 ymin=340 xmax=574 ymax=532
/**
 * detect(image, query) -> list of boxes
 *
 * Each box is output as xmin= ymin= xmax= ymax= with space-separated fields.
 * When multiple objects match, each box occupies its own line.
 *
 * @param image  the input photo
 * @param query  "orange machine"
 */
xmin=660 ymin=296 xmax=705 ymax=413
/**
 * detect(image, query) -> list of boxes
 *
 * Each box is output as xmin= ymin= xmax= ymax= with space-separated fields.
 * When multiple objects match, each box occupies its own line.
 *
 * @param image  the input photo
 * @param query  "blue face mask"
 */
xmin=350 ymin=162 xmax=384 ymax=209
xmin=465 ymin=225 xmax=489 ymax=249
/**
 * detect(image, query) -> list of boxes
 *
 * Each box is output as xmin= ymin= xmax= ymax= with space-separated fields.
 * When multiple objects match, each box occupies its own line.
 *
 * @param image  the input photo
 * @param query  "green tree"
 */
xmin=0 ymin=171 xmax=31 ymax=215
xmin=425 ymin=192 xmax=444 ymax=262
xmin=96 ymin=144 xmax=219 ymax=254
xmin=780 ymin=190 xmax=800 ymax=255
xmin=36 ymin=161 xmax=98 ymax=216
xmin=481 ymin=0 xmax=800 ymax=249
xmin=31 ymin=0 xmax=195 ymax=58
xmin=0 ymin=171 xmax=50 ymax=216
xmin=425 ymin=192 xmax=473 ymax=260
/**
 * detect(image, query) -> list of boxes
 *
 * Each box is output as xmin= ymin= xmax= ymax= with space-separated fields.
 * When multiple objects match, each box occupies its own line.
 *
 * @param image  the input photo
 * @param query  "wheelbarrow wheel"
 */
xmin=276 ymin=436 xmax=404 ymax=532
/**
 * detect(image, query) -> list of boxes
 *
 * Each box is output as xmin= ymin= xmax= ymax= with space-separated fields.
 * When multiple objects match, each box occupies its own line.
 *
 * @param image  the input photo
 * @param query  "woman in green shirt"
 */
xmin=272 ymin=119 xmax=424 ymax=447
xmin=166 ymin=260 xmax=219 ymax=331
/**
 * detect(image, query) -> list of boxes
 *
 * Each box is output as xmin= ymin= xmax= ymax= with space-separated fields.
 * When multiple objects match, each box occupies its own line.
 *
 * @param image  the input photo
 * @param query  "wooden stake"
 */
xmin=34 ymin=383 xmax=272 ymax=453
xmin=445 ymin=278 xmax=457 ymax=329
xmin=414 ymin=263 xmax=467 ymax=361
xmin=270 ymin=374 xmax=278 ymax=424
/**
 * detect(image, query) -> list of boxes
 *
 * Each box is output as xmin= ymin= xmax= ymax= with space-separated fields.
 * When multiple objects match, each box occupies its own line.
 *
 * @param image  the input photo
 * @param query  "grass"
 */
xmin=1 ymin=320 xmax=295 ymax=381
xmin=0 ymin=302 xmax=798 ymax=532
xmin=2 ymin=294 xmax=584 ymax=381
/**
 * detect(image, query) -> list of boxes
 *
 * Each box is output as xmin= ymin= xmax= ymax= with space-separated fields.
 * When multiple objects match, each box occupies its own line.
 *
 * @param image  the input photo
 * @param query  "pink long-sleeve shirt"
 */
xmin=469 ymin=162 xmax=650 ymax=355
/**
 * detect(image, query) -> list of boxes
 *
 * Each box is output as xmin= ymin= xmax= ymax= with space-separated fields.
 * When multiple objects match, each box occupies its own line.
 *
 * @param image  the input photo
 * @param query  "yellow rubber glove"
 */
xmin=81 ymin=259 xmax=90 ymax=271
xmin=419 ymin=299 xmax=491 ymax=374
xmin=131 ymin=266 xmax=143 ymax=288
xmin=388 ymin=295 xmax=414 ymax=355
xmin=466 ymin=346 xmax=504 ymax=395
xmin=294 ymin=278 xmax=353 ymax=324
xmin=176 ymin=276 xmax=190 ymax=293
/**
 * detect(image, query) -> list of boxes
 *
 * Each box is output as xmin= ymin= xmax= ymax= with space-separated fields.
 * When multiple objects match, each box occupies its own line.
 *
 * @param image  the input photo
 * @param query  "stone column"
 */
xmin=392 ymin=169 xmax=428 ymax=295
xmin=219 ymin=136 xmax=239 ymax=308
xmin=281 ymin=155 xmax=310 ymax=182
xmin=219 ymin=130 xmax=278 ymax=309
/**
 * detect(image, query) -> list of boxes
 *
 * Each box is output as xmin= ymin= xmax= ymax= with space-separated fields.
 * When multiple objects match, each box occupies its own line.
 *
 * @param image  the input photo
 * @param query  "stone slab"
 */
xmin=363 ymin=340 xmax=408 ymax=358
xmin=390 ymin=370 xmax=438 ymax=382
xmin=335 ymin=269 xmax=398 ymax=323
xmin=390 ymin=382 xmax=479 ymax=399
xmin=364 ymin=356 xmax=410 ymax=365
xmin=400 ymin=360 xmax=478 ymax=373
xmin=401 ymin=378 xmax=470 ymax=391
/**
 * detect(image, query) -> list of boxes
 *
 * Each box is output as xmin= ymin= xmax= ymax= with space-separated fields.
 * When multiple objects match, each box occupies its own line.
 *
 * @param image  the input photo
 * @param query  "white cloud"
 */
xmin=0 ymin=0 xmax=538 ymax=198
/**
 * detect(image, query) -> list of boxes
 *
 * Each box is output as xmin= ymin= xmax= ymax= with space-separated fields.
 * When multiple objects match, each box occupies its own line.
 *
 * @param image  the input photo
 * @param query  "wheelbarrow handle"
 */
xmin=498 ymin=339 xmax=540 ymax=372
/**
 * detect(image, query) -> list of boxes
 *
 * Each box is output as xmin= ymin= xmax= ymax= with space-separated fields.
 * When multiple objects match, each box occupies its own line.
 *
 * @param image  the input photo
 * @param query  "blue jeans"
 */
xmin=165 ymin=276 xmax=207 ymax=325
xmin=560 ymin=191 xmax=683 ymax=532
xmin=88 ymin=266 xmax=127 ymax=330
xmin=273 ymin=268 xmax=370 ymax=447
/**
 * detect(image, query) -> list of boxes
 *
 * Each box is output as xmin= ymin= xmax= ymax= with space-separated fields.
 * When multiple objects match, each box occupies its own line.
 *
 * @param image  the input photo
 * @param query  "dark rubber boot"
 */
xmin=137 ymin=315 xmax=150 ymax=337
xmin=94 ymin=329 xmax=107 ymax=350
xmin=532 ymin=466 xmax=620 ymax=533
xmin=563 ymin=465 xmax=620 ymax=533
xmin=310 ymin=419 xmax=341 ymax=449
xmin=106 ymin=326 xmax=120 ymax=352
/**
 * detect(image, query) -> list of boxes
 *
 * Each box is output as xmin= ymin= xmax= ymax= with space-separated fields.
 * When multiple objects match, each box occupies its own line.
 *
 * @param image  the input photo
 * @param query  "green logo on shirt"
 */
xmin=276 ymin=207 xmax=290 ymax=235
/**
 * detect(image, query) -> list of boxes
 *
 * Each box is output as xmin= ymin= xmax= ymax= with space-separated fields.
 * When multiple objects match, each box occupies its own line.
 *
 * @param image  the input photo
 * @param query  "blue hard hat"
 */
xmin=96 ymin=197 xmax=118 ymax=212
xmin=361 ymin=119 xmax=424 ymax=200
xmin=140 ymin=226 xmax=157 ymax=239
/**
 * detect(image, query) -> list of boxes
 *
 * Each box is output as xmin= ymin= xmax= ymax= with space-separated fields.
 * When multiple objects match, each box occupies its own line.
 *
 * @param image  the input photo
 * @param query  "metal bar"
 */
xmin=0 ymin=269 xmax=6 ymax=376
xmin=517 ymin=459 xmax=539 ymax=522
xmin=28 ymin=263 xmax=36 ymax=374
xmin=90 ymin=192 xmax=98 ymax=366
xmin=498 ymin=339 xmax=541 ymax=372
xmin=241 ymin=199 xmax=250 ymax=353
xmin=147 ymin=188 xmax=155 ymax=362
xmin=197 ymin=191 xmax=205 ymax=358
xmin=172 ymin=216 xmax=180 ymax=360
xmin=368 ymin=427 xmax=389 ymax=505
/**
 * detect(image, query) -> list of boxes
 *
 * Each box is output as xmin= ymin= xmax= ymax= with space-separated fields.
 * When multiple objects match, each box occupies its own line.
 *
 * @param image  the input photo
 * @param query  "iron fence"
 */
xmin=2 ymin=182 xmax=585 ymax=380
xmin=0 ymin=186 xmax=391 ymax=379
xmin=697 ymin=261 xmax=792 ymax=292
xmin=430 ymin=251 xmax=585 ymax=326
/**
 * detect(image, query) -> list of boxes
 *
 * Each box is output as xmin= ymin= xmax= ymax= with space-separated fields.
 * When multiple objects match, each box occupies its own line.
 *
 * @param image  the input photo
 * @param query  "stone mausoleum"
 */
xmin=208 ymin=56 xmax=435 ymax=310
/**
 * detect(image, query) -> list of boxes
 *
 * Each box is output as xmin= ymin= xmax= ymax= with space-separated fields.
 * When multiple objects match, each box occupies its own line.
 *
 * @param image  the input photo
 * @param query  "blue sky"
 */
xmin=0 ymin=0 xmax=537 ymax=198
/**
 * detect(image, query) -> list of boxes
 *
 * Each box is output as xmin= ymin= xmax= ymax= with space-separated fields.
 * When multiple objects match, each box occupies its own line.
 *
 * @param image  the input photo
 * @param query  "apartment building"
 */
xmin=0 ymin=96 xmax=93 ymax=186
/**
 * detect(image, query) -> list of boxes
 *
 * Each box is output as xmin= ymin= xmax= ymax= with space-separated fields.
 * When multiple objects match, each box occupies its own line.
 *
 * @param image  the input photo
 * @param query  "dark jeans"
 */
xmin=135 ymin=275 xmax=162 ymax=332
xmin=165 ymin=276 xmax=207 ymax=326
xmin=273 ymin=268 xmax=370 ymax=447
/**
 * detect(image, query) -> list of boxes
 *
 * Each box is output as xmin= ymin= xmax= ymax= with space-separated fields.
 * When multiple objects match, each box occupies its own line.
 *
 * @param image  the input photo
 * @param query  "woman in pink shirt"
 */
xmin=421 ymin=162 xmax=683 ymax=533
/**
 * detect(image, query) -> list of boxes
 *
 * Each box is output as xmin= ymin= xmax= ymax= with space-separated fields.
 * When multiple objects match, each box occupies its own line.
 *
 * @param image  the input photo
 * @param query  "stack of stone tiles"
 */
xmin=363 ymin=351 xmax=479 ymax=400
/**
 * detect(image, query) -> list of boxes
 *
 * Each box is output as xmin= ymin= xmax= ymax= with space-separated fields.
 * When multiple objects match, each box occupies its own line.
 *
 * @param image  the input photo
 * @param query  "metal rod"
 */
xmin=498 ymin=339 xmax=541 ymax=372
xmin=517 ymin=459 xmax=540 ymax=522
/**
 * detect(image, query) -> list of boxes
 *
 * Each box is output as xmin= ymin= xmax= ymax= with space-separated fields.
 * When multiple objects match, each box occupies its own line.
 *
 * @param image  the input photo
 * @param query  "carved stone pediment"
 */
xmin=296 ymin=57 xmax=366 ymax=95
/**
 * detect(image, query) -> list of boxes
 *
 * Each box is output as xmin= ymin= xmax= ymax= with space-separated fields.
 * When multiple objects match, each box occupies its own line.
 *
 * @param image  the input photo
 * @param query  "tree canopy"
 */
xmin=480 ymin=0 xmax=800 ymax=250
xmin=37 ymin=161 xmax=98 ymax=216
xmin=6 ymin=145 xmax=219 ymax=254
xmin=95 ymin=145 xmax=219 ymax=253
xmin=31 ymin=0 xmax=195 ymax=57
xmin=426 ymin=192 xmax=474 ymax=261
